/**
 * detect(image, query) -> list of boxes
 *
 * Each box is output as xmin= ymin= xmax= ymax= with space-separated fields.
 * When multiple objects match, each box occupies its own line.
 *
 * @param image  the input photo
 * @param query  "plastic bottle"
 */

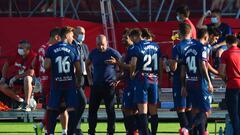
xmin=219 ymin=127 xmax=223 ymax=135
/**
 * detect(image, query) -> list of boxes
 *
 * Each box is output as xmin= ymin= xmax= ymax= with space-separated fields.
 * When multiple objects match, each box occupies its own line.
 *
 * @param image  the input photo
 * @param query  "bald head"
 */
xmin=74 ymin=26 xmax=86 ymax=42
xmin=96 ymin=34 xmax=108 ymax=52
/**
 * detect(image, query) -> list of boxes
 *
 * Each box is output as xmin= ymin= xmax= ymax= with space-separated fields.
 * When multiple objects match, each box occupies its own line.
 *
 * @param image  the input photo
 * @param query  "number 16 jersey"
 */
xmin=45 ymin=41 xmax=80 ymax=91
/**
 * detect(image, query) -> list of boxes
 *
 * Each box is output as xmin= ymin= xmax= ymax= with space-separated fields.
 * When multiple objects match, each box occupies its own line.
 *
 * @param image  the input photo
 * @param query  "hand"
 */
xmin=181 ymin=87 xmax=188 ymax=97
xmin=0 ymin=77 xmax=5 ymax=84
xmin=9 ymin=77 xmax=17 ymax=88
xmin=105 ymin=56 xmax=117 ymax=65
xmin=208 ymin=83 xmax=214 ymax=93
xmin=110 ymin=80 xmax=120 ymax=88
xmin=204 ymin=10 xmax=211 ymax=16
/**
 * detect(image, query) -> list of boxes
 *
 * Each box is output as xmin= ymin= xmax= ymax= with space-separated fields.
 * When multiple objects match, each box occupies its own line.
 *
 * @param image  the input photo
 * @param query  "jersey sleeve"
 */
xmin=45 ymin=47 xmax=51 ymax=59
xmin=199 ymin=46 xmax=208 ymax=62
xmin=72 ymin=47 xmax=80 ymax=63
xmin=172 ymin=45 xmax=179 ymax=60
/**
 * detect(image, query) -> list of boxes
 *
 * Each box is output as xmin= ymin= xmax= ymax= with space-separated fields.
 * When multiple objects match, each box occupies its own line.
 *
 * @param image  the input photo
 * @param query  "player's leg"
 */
xmin=225 ymin=89 xmax=240 ymax=135
xmin=47 ymin=89 xmax=62 ymax=135
xmin=103 ymin=85 xmax=116 ymax=135
xmin=59 ymin=105 xmax=68 ymax=135
xmin=88 ymin=85 xmax=102 ymax=135
xmin=148 ymin=78 xmax=159 ymax=135
xmin=134 ymin=75 xmax=149 ymax=135
xmin=75 ymin=87 xmax=87 ymax=135
xmin=0 ymin=83 xmax=24 ymax=103
xmin=22 ymin=75 xmax=33 ymax=111
xmin=64 ymin=89 xmax=79 ymax=135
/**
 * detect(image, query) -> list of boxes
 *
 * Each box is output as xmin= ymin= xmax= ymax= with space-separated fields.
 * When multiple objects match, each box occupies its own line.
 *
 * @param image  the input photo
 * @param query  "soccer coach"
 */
xmin=219 ymin=35 xmax=240 ymax=135
xmin=86 ymin=34 xmax=122 ymax=135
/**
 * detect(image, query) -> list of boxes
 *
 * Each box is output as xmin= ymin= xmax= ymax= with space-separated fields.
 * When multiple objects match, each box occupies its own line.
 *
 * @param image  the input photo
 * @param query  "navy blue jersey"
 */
xmin=132 ymin=40 xmax=161 ymax=74
xmin=183 ymin=41 xmax=208 ymax=79
xmin=45 ymin=41 xmax=80 ymax=90
xmin=203 ymin=43 xmax=212 ymax=61
xmin=207 ymin=23 xmax=233 ymax=43
xmin=172 ymin=39 xmax=198 ymax=85
xmin=89 ymin=47 xmax=121 ymax=85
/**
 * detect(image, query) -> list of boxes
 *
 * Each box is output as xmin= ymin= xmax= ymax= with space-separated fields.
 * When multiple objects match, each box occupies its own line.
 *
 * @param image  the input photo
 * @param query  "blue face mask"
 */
xmin=77 ymin=34 xmax=85 ymax=42
xmin=211 ymin=17 xmax=219 ymax=24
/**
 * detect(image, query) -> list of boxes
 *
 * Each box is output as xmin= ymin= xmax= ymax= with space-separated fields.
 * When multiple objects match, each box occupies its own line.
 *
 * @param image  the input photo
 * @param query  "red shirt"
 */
xmin=184 ymin=18 xmax=197 ymax=39
xmin=7 ymin=50 xmax=36 ymax=78
xmin=36 ymin=44 xmax=51 ymax=91
xmin=221 ymin=46 xmax=240 ymax=89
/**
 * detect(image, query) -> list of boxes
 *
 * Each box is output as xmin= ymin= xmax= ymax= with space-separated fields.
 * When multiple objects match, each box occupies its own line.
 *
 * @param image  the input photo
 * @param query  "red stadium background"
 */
xmin=0 ymin=17 xmax=239 ymax=90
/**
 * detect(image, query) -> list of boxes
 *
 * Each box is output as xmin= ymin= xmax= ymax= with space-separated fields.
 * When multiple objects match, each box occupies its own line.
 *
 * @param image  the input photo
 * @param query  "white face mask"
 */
xmin=176 ymin=15 xmax=182 ymax=22
xmin=211 ymin=17 xmax=219 ymax=24
xmin=18 ymin=49 xmax=25 ymax=56
xmin=77 ymin=34 xmax=85 ymax=42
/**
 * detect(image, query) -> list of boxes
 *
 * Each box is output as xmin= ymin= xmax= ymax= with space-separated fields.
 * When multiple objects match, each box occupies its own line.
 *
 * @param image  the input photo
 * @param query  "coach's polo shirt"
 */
xmin=89 ymin=47 xmax=121 ymax=86
xmin=221 ymin=46 xmax=240 ymax=89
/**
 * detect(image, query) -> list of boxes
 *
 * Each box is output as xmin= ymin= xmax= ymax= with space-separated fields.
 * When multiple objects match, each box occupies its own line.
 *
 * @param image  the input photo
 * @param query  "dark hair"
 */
xmin=60 ymin=26 xmax=74 ymax=39
xmin=211 ymin=8 xmax=221 ymax=16
xmin=207 ymin=27 xmax=221 ymax=36
xmin=129 ymin=28 xmax=142 ymax=37
xmin=225 ymin=35 xmax=237 ymax=45
xmin=50 ymin=27 xmax=61 ymax=38
xmin=19 ymin=40 xmax=31 ymax=50
xmin=141 ymin=28 xmax=155 ymax=40
xmin=197 ymin=28 xmax=208 ymax=39
xmin=123 ymin=28 xmax=130 ymax=35
xmin=176 ymin=4 xmax=190 ymax=18
xmin=179 ymin=23 xmax=191 ymax=36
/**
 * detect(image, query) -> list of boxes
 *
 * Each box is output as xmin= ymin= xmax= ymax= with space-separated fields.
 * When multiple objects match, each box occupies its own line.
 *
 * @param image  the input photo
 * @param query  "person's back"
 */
xmin=134 ymin=40 xmax=160 ymax=74
xmin=46 ymin=41 xmax=78 ymax=90
xmin=221 ymin=45 xmax=240 ymax=88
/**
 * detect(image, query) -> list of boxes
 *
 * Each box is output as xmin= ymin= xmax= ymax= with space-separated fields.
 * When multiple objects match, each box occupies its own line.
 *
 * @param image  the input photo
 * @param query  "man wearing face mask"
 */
xmin=197 ymin=8 xmax=233 ymax=69
xmin=0 ymin=40 xmax=36 ymax=111
xmin=72 ymin=26 xmax=89 ymax=135
xmin=86 ymin=35 xmax=121 ymax=135
xmin=176 ymin=4 xmax=197 ymax=39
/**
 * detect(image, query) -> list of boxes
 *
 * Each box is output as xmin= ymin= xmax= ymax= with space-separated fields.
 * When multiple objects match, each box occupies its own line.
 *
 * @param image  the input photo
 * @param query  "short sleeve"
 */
xmin=72 ymin=47 xmax=80 ymax=62
xmin=112 ymin=49 xmax=122 ymax=61
xmin=45 ymin=47 xmax=51 ymax=59
xmin=172 ymin=45 xmax=179 ymax=60
xmin=199 ymin=46 xmax=208 ymax=62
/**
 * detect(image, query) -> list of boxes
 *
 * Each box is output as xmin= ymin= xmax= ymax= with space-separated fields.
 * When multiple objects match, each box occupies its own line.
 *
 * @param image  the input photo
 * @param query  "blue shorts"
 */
xmin=134 ymin=73 xmax=159 ymax=104
xmin=187 ymin=80 xmax=211 ymax=112
xmin=173 ymin=84 xmax=192 ymax=109
xmin=48 ymin=88 xmax=78 ymax=109
xmin=122 ymin=80 xmax=137 ymax=109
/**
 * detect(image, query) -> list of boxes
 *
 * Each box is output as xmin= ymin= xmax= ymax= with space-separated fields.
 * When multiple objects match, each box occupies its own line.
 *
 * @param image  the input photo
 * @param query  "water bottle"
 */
xmin=219 ymin=127 xmax=223 ymax=135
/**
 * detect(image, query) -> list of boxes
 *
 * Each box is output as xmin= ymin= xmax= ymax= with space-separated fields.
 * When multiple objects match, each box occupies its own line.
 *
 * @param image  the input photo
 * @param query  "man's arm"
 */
xmin=86 ymin=58 xmax=93 ymax=86
xmin=1 ymin=62 xmax=9 ymax=79
xmin=44 ymin=58 xmax=51 ymax=70
xmin=180 ymin=65 xmax=187 ymax=97
xmin=129 ymin=57 xmax=137 ymax=79
xmin=169 ymin=59 xmax=178 ymax=71
xmin=74 ymin=61 xmax=83 ymax=88
xmin=218 ymin=63 xmax=226 ymax=82
xmin=158 ymin=58 xmax=163 ymax=88
xmin=196 ymin=11 xmax=210 ymax=29
xmin=208 ymin=62 xmax=219 ymax=75
xmin=200 ymin=60 xmax=214 ymax=93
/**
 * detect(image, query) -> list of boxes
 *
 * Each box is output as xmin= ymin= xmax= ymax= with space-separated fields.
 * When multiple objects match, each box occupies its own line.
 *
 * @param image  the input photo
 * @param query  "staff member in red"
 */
xmin=219 ymin=35 xmax=240 ymax=135
xmin=0 ymin=40 xmax=36 ymax=111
